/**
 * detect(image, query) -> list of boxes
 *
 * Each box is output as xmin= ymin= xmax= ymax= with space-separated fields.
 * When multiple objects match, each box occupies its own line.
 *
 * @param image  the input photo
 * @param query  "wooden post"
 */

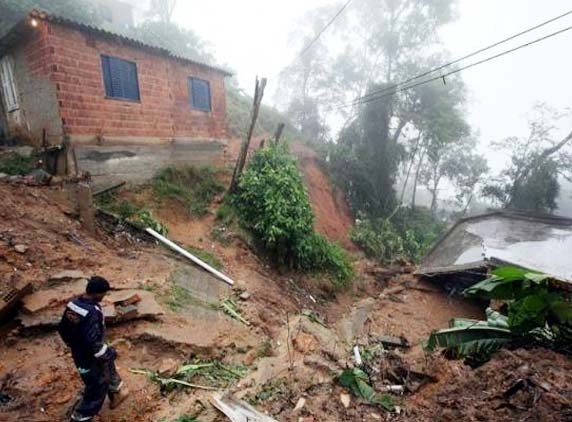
xmin=77 ymin=183 xmax=96 ymax=235
xmin=274 ymin=123 xmax=285 ymax=145
xmin=229 ymin=76 xmax=267 ymax=192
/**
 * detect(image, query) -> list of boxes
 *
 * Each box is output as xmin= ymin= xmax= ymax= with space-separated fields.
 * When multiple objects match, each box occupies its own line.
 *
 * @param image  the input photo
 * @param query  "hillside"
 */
xmin=1 ymin=166 xmax=571 ymax=421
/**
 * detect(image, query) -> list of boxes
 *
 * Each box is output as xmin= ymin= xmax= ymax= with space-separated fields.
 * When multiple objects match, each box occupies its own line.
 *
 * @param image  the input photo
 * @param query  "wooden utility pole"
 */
xmin=230 ymin=76 xmax=267 ymax=192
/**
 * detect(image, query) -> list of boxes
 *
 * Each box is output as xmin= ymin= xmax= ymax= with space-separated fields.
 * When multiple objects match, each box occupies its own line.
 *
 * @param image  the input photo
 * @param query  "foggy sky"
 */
xmin=171 ymin=0 xmax=572 ymax=172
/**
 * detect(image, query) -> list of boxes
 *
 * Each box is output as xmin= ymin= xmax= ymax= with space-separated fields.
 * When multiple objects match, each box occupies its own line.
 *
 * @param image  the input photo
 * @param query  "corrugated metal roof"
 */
xmin=0 ymin=10 xmax=233 ymax=77
xmin=417 ymin=210 xmax=572 ymax=285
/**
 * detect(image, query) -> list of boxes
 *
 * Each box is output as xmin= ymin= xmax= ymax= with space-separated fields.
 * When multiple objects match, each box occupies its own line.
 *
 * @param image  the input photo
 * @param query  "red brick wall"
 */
xmin=30 ymin=20 xmax=227 ymax=142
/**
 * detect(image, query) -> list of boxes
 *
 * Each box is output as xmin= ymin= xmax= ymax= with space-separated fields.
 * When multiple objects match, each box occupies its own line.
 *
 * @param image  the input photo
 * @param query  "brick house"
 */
xmin=0 ymin=11 xmax=231 ymax=181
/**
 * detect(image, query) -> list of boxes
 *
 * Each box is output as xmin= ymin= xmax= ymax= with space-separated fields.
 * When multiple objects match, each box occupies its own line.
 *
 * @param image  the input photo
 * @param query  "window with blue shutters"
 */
xmin=101 ymin=55 xmax=140 ymax=101
xmin=189 ymin=77 xmax=211 ymax=112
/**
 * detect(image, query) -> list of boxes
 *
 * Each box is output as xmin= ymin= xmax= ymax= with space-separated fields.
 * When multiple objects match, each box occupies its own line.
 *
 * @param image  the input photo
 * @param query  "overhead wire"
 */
xmin=343 ymin=8 xmax=572 ymax=108
xmin=337 ymin=23 xmax=572 ymax=110
xmin=299 ymin=0 xmax=353 ymax=56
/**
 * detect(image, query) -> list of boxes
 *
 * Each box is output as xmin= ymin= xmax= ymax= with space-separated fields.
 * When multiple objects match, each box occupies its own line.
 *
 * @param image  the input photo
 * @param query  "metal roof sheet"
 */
xmin=418 ymin=210 xmax=572 ymax=284
xmin=0 ymin=10 xmax=233 ymax=77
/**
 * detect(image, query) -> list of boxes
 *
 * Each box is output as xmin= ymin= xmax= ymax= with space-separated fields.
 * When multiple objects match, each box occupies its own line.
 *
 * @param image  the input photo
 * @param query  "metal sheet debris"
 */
xmin=417 ymin=211 xmax=572 ymax=286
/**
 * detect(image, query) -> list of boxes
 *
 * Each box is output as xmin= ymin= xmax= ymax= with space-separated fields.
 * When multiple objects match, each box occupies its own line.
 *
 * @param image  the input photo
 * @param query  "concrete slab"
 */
xmin=22 ymin=279 xmax=86 ymax=313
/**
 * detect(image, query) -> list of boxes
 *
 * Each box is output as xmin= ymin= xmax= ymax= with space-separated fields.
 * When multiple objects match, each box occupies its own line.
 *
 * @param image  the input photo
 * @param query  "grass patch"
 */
xmin=99 ymin=197 xmax=167 ymax=235
xmin=247 ymin=378 xmax=289 ymax=406
xmin=185 ymin=245 xmax=222 ymax=270
xmin=165 ymin=284 xmax=194 ymax=312
xmin=257 ymin=338 xmax=273 ymax=358
xmin=151 ymin=165 xmax=225 ymax=217
xmin=0 ymin=153 xmax=34 ymax=175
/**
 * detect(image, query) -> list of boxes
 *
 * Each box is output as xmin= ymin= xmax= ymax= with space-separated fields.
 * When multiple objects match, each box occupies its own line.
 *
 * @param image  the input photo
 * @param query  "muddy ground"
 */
xmin=1 ymin=173 xmax=571 ymax=422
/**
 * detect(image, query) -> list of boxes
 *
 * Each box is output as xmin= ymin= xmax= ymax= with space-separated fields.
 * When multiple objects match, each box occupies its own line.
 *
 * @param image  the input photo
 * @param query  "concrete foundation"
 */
xmin=75 ymin=139 xmax=226 ymax=187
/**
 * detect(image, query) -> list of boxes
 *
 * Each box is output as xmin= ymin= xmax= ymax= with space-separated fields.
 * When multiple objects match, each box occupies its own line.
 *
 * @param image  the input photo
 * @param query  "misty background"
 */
xmin=169 ymin=0 xmax=572 ymax=214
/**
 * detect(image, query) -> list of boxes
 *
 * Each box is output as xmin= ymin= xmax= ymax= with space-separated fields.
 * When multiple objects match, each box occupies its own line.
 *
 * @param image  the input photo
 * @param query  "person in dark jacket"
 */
xmin=58 ymin=276 xmax=128 ymax=421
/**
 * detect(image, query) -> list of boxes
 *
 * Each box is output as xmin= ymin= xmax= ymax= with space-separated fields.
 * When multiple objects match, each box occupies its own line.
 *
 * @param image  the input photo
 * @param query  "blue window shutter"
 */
xmin=101 ymin=56 xmax=113 ymax=97
xmin=100 ymin=55 xmax=140 ymax=101
xmin=189 ymin=77 xmax=211 ymax=111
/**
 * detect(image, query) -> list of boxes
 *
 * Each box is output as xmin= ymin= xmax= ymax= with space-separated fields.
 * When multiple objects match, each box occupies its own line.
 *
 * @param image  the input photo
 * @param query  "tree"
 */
xmin=129 ymin=20 xmax=214 ymax=63
xmin=146 ymin=0 xmax=177 ymax=24
xmin=483 ymin=103 xmax=572 ymax=213
xmin=331 ymin=83 xmax=403 ymax=217
xmin=0 ymin=0 xmax=100 ymax=34
xmin=277 ymin=9 xmax=333 ymax=143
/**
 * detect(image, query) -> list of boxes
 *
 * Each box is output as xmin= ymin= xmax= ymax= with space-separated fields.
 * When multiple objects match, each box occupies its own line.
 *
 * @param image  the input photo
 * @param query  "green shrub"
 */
xmin=151 ymin=165 xmax=225 ymax=217
xmin=233 ymin=144 xmax=353 ymax=286
xmin=351 ymin=208 xmax=445 ymax=264
xmin=0 ymin=153 xmax=34 ymax=175
xmin=104 ymin=199 xmax=167 ymax=235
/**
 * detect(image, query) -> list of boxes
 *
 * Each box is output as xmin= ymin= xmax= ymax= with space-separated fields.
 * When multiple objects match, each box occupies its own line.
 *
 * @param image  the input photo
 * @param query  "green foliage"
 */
xmin=332 ymin=89 xmax=403 ymax=218
xmin=185 ymin=245 xmax=222 ymax=270
xmin=248 ymin=378 xmax=288 ymax=405
xmin=425 ymin=326 xmax=513 ymax=366
xmin=350 ymin=208 xmax=445 ymax=263
xmin=128 ymin=20 xmax=215 ymax=64
xmin=0 ymin=0 xmax=100 ymax=35
xmin=132 ymin=359 xmax=246 ymax=393
xmin=464 ymin=267 xmax=548 ymax=301
xmin=156 ymin=417 xmax=197 ymax=422
xmin=102 ymin=198 xmax=167 ymax=235
xmin=428 ymin=266 xmax=572 ymax=365
xmin=165 ymin=284 xmax=193 ymax=312
xmin=483 ymin=104 xmax=571 ymax=214
xmin=232 ymin=144 xmax=353 ymax=286
xmin=0 ymin=152 xmax=34 ymax=175
xmin=151 ymin=165 xmax=225 ymax=217
xmin=337 ymin=368 xmax=395 ymax=412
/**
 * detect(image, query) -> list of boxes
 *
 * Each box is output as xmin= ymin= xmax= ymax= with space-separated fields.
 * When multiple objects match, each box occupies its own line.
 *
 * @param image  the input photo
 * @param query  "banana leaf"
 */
xmin=337 ymin=368 xmax=395 ymax=411
xmin=425 ymin=326 xmax=513 ymax=354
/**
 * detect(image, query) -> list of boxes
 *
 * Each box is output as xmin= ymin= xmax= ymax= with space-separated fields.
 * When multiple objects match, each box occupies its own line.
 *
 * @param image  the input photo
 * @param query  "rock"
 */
xmin=369 ymin=413 xmax=382 ymax=420
xmin=298 ymin=418 xmax=314 ymax=422
xmin=158 ymin=358 xmax=179 ymax=376
xmin=239 ymin=291 xmax=251 ymax=301
xmin=293 ymin=397 xmax=306 ymax=411
xmin=0 ymin=172 xmax=8 ymax=178
xmin=292 ymin=332 xmax=317 ymax=354
xmin=340 ymin=393 xmax=351 ymax=409
xmin=243 ymin=349 xmax=258 ymax=366
xmin=49 ymin=270 xmax=87 ymax=282
xmin=14 ymin=244 xmax=28 ymax=254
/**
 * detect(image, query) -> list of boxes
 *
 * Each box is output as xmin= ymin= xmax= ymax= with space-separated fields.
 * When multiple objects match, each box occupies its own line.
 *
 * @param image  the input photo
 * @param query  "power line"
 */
xmin=338 ymin=23 xmax=572 ymax=110
xmin=300 ymin=0 xmax=353 ymax=56
xmin=346 ymin=8 xmax=572 ymax=106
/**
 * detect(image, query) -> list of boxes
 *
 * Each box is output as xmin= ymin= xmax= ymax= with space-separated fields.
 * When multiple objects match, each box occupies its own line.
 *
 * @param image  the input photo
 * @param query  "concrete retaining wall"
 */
xmin=76 ymin=139 xmax=226 ymax=187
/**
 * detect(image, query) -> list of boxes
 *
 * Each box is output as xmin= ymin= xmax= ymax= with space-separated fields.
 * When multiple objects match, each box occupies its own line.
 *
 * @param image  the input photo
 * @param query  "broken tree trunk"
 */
xmin=273 ymin=122 xmax=285 ymax=145
xmin=229 ymin=77 xmax=267 ymax=193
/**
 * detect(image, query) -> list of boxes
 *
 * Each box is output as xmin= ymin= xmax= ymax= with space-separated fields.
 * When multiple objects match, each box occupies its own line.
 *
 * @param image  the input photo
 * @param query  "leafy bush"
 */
xmin=104 ymin=199 xmax=167 ymax=235
xmin=427 ymin=267 xmax=572 ymax=365
xmin=233 ymin=144 xmax=353 ymax=286
xmin=151 ymin=165 xmax=225 ymax=216
xmin=0 ymin=152 xmax=34 ymax=175
xmin=351 ymin=208 xmax=446 ymax=264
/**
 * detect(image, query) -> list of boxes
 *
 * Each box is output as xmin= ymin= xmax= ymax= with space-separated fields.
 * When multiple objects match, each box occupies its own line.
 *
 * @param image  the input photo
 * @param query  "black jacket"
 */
xmin=58 ymin=296 xmax=111 ymax=369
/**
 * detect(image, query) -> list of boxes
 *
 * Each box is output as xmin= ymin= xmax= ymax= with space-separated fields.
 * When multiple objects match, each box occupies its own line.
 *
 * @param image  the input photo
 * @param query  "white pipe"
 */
xmin=146 ymin=228 xmax=235 ymax=286
xmin=353 ymin=345 xmax=363 ymax=366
